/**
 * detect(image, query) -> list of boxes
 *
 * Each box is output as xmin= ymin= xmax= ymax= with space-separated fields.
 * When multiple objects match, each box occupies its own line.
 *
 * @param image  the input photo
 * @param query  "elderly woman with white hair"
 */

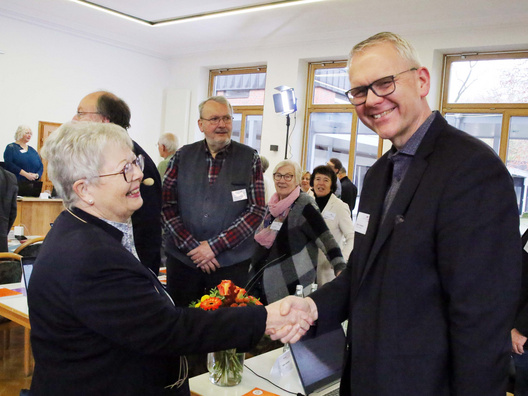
xmin=250 ymin=159 xmax=346 ymax=304
xmin=3 ymin=124 xmax=43 ymax=182
xmin=27 ymin=122 xmax=304 ymax=396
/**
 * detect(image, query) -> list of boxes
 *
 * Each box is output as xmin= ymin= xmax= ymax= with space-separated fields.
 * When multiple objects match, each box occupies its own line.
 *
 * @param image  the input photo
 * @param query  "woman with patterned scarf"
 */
xmin=249 ymin=159 xmax=346 ymax=304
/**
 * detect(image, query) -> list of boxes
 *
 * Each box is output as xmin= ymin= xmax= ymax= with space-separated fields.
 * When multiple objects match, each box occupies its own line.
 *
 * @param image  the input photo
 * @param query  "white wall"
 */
xmin=167 ymin=25 xmax=528 ymax=172
xmin=0 ymin=15 xmax=170 ymax=163
xmin=1 ymin=14 xmax=527 ymax=174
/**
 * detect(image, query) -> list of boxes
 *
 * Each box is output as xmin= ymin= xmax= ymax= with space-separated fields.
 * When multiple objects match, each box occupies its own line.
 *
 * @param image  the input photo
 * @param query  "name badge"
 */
xmin=355 ymin=212 xmax=370 ymax=235
xmin=270 ymin=350 xmax=293 ymax=377
xmin=323 ymin=211 xmax=336 ymax=220
xmin=231 ymin=189 xmax=248 ymax=202
xmin=270 ymin=221 xmax=283 ymax=231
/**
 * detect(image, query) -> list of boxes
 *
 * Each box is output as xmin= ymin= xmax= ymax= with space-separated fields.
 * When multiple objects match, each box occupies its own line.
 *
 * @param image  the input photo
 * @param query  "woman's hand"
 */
xmin=20 ymin=169 xmax=39 ymax=181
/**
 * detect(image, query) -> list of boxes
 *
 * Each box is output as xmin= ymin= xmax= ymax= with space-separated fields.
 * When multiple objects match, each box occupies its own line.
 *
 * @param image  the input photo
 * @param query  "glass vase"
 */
xmin=207 ymin=348 xmax=245 ymax=386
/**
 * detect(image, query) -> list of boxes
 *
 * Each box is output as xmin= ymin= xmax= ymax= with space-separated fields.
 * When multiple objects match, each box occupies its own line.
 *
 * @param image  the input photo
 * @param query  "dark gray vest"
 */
xmin=167 ymin=140 xmax=257 ymax=267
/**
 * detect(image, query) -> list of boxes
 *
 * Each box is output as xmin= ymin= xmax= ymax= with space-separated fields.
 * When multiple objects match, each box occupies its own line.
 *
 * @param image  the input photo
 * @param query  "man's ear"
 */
xmin=73 ymin=179 xmax=94 ymax=206
xmin=101 ymin=116 xmax=111 ymax=124
xmin=416 ymin=66 xmax=431 ymax=98
xmin=198 ymin=119 xmax=205 ymax=133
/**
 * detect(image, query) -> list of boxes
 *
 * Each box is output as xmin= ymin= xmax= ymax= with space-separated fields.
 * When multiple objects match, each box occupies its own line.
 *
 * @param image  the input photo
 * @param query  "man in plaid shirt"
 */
xmin=162 ymin=96 xmax=266 ymax=307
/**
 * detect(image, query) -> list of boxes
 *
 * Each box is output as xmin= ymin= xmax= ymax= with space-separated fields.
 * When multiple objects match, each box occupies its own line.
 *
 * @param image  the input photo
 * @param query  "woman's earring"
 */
xmin=88 ymin=199 xmax=94 ymax=205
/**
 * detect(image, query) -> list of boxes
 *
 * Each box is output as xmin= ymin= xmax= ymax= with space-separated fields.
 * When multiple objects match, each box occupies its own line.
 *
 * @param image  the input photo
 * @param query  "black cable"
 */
xmin=243 ymin=363 xmax=304 ymax=396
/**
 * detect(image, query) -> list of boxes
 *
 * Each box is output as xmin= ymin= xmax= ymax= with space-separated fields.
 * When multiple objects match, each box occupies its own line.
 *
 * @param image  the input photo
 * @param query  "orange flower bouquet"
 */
xmin=190 ymin=280 xmax=262 ymax=386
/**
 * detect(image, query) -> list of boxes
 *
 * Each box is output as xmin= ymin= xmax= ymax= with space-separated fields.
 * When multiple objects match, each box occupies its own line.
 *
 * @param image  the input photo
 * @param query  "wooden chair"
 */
xmin=14 ymin=236 xmax=45 ymax=257
xmin=0 ymin=253 xmax=23 ymax=357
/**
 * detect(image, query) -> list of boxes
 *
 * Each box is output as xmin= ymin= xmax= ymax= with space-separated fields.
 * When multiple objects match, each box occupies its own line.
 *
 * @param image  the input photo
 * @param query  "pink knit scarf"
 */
xmin=254 ymin=186 xmax=300 ymax=248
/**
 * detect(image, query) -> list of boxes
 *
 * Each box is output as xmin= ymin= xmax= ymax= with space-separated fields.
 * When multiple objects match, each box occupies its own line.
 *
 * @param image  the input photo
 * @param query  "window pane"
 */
xmin=445 ymin=113 xmax=503 ymax=154
xmin=506 ymin=116 xmax=528 ymax=215
xmin=244 ymin=115 xmax=262 ymax=152
xmin=353 ymin=121 xmax=380 ymax=202
xmin=447 ymin=58 xmax=528 ymax=104
xmin=313 ymin=67 xmax=351 ymax=105
xmin=306 ymin=112 xmax=352 ymax=172
xmin=213 ymin=73 xmax=266 ymax=106
xmin=231 ymin=113 xmax=242 ymax=142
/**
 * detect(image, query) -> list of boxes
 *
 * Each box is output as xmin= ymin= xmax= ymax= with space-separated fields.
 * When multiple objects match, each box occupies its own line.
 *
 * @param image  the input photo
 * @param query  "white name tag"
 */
xmin=270 ymin=220 xmax=283 ymax=231
xmin=231 ymin=189 xmax=248 ymax=202
xmin=323 ymin=211 xmax=336 ymax=220
xmin=270 ymin=350 xmax=293 ymax=377
xmin=355 ymin=212 xmax=370 ymax=235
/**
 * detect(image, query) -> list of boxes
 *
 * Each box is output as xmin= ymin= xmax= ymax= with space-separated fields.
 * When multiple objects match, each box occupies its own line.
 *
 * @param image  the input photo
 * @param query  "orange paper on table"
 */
xmin=242 ymin=388 xmax=280 ymax=396
xmin=0 ymin=288 xmax=22 ymax=297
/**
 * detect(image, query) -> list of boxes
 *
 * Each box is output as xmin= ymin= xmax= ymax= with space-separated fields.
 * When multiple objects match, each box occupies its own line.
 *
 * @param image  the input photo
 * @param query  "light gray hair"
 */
xmin=260 ymin=155 xmax=269 ymax=173
xmin=347 ymin=32 xmax=422 ymax=70
xmin=41 ymin=121 xmax=133 ymax=209
xmin=198 ymin=96 xmax=233 ymax=119
xmin=158 ymin=132 xmax=179 ymax=153
xmin=15 ymin=125 xmax=32 ymax=141
xmin=273 ymin=159 xmax=302 ymax=185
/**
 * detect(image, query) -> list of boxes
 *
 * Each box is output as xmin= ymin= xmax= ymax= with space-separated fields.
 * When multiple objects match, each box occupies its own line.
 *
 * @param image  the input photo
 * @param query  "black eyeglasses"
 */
xmin=273 ymin=173 xmax=294 ymax=182
xmin=345 ymin=68 xmax=418 ymax=106
xmin=97 ymin=155 xmax=144 ymax=183
xmin=200 ymin=116 xmax=234 ymax=125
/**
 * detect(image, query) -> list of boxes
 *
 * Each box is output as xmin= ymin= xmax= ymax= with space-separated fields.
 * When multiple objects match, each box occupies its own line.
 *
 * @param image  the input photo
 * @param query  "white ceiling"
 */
xmin=1 ymin=0 xmax=527 ymax=59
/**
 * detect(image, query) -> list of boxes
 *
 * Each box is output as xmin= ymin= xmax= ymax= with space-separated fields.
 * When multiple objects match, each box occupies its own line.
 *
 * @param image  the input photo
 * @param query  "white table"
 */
xmin=0 ymin=282 xmax=32 ymax=375
xmin=190 ymin=348 xmax=304 ymax=396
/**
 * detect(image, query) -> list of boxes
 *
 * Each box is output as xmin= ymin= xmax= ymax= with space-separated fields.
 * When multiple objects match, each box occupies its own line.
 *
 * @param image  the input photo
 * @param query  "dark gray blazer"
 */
xmin=311 ymin=112 xmax=521 ymax=396
xmin=0 ymin=167 xmax=17 ymax=252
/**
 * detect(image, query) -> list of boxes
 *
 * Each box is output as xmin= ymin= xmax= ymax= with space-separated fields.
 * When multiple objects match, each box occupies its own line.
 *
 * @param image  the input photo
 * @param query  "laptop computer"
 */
xmin=21 ymin=256 xmax=36 ymax=290
xmin=289 ymin=325 xmax=346 ymax=396
xmin=17 ymin=181 xmax=43 ymax=197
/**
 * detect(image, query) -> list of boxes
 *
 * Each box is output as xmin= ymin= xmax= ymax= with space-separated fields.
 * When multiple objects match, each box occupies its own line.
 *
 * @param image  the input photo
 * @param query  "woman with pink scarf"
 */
xmin=250 ymin=160 xmax=346 ymax=304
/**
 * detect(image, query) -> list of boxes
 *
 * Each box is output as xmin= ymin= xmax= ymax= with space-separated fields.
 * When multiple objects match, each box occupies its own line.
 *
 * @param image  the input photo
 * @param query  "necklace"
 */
xmin=66 ymin=208 xmax=87 ymax=224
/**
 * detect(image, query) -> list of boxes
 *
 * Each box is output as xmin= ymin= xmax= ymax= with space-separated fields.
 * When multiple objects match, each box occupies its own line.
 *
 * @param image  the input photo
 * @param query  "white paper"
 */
xmin=270 ymin=350 xmax=293 ymax=377
xmin=355 ymin=212 xmax=370 ymax=235
xmin=270 ymin=221 xmax=283 ymax=231
xmin=231 ymin=188 xmax=248 ymax=202
xmin=323 ymin=211 xmax=336 ymax=220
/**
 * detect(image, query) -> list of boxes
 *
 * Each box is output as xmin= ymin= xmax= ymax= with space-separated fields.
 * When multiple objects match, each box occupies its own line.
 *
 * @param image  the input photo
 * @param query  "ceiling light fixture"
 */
xmin=68 ymin=0 xmax=327 ymax=27
xmin=67 ymin=0 xmax=151 ymax=25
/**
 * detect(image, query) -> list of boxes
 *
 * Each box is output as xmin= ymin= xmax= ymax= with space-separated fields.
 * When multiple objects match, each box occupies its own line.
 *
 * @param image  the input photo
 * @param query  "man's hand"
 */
xmin=188 ymin=241 xmax=216 ymax=269
xmin=196 ymin=258 xmax=221 ymax=274
xmin=265 ymin=296 xmax=318 ymax=344
xmin=512 ymin=328 xmax=527 ymax=355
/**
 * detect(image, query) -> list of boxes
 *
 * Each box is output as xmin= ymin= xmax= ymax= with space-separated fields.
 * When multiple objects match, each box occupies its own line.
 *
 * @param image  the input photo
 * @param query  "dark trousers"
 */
xmin=166 ymin=254 xmax=251 ymax=307
xmin=514 ymin=352 xmax=528 ymax=396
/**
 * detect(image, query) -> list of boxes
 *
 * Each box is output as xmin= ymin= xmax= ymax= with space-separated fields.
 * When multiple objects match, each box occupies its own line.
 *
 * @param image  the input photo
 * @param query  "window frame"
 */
xmin=440 ymin=51 xmax=528 ymax=162
xmin=301 ymin=61 xmax=383 ymax=179
xmin=208 ymin=66 xmax=266 ymax=148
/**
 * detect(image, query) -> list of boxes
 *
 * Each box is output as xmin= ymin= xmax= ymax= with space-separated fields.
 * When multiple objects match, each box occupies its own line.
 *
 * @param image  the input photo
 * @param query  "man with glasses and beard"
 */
xmin=162 ymin=96 xmax=266 ymax=307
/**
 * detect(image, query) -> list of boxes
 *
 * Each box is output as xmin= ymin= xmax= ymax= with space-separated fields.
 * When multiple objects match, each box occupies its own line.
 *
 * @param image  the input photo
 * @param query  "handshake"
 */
xmin=264 ymin=296 xmax=318 ymax=344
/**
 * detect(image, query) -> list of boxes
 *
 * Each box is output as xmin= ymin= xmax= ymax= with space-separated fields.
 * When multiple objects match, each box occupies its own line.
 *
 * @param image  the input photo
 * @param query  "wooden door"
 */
xmin=37 ymin=121 xmax=61 ymax=193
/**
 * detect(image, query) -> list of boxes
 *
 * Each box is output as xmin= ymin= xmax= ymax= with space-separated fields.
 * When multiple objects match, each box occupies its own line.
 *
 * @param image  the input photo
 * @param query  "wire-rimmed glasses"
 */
xmin=97 ymin=154 xmax=144 ymax=183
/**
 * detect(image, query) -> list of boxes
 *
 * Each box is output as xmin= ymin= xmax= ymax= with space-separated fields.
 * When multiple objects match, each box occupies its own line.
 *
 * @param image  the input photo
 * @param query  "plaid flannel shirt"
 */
xmin=161 ymin=140 xmax=266 ymax=256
